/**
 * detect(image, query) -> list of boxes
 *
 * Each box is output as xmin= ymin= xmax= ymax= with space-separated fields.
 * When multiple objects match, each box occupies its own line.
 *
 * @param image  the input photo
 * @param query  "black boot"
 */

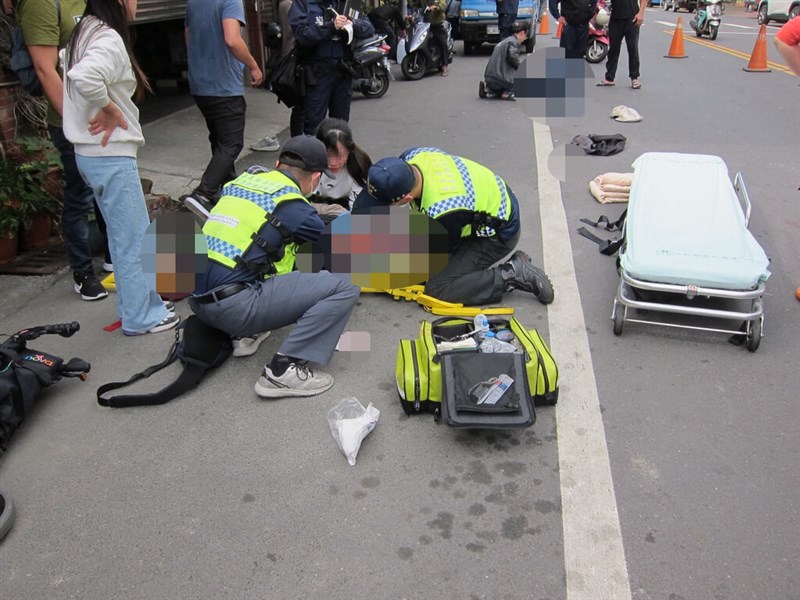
xmin=501 ymin=250 xmax=555 ymax=305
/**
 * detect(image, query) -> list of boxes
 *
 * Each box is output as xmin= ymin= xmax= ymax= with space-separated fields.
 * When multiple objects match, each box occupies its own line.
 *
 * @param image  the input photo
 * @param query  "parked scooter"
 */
xmin=586 ymin=7 xmax=610 ymax=63
xmin=349 ymin=33 xmax=392 ymax=98
xmin=400 ymin=11 xmax=455 ymax=81
xmin=689 ymin=0 xmax=722 ymax=40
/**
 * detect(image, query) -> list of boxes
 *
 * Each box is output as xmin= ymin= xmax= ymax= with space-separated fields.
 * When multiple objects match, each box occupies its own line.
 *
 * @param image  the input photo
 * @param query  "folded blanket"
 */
xmin=589 ymin=172 xmax=634 ymax=204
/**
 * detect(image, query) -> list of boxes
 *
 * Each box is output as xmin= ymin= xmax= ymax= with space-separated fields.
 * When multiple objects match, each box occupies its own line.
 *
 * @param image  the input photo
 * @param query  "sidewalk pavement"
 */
xmin=0 ymin=88 xmax=291 ymax=325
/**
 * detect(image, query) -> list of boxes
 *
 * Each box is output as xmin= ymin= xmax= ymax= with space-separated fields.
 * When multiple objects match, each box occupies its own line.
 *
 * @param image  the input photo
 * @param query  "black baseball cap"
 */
xmin=278 ymin=135 xmax=333 ymax=177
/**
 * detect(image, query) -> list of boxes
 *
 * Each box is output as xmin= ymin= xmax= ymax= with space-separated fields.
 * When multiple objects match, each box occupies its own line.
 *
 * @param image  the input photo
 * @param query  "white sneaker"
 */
xmin=250 ymin=136 xmax=280 ymax=152
xmin=122 ymin=313 xmax=181 ymax=336
xmin=232 ymin=331 xmax=271 ymax=357
xmin=254 ymin=362 xmax=334 ymax=398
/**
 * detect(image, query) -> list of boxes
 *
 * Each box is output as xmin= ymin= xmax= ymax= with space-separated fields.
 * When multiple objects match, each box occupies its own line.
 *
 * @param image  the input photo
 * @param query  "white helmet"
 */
xmin=595 ymin=8 xmax=610 ymax=26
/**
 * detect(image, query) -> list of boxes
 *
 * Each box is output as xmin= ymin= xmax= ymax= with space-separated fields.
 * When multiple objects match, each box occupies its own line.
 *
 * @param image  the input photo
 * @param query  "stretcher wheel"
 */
xmin=612 ymin=301 xmax=625 ymax=336
xmin=745 ymin=318 xmax=762 ymax=353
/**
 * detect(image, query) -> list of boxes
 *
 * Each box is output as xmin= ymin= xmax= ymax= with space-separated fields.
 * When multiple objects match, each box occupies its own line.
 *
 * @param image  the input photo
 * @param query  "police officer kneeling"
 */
xmin=353 ymin=149 xmax=554 ymax=306
xmin=190 ymin=136 xmax=359 ymax=399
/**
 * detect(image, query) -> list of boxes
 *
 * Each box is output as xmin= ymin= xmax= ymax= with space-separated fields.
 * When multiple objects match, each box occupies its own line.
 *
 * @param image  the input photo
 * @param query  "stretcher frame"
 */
xmin=611 ymin=171 xmax=765 ymax=352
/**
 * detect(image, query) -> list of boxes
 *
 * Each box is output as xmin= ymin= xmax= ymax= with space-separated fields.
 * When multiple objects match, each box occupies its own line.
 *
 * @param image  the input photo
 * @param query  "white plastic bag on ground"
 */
xmin=327 ymin=398 xmax=380 ymax=466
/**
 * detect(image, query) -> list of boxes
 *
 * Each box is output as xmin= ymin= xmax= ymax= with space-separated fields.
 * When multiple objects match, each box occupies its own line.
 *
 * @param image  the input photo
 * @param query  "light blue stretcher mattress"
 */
xmin=619 ymin=152 xmax=771 ymax=290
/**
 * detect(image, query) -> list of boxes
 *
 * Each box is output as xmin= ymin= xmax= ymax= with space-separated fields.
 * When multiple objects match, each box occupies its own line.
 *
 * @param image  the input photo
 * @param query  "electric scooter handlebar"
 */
xmin=12 ymin=322 xmax=81 ymax=342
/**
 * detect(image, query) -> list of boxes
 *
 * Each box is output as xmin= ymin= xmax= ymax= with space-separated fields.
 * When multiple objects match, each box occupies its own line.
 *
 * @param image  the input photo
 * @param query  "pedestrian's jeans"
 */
xmin=48 ymin=125 xmax=95 ymax=275
xmin=76 ymin=154 xmax=168 ymax=333
xmin=193 ymin=95 xmax=246 ymax=200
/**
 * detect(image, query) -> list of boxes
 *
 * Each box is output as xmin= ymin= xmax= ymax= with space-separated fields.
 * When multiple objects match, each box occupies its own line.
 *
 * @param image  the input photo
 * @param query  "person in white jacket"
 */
xmin=62 ymin=0 xmax=179 ymax=335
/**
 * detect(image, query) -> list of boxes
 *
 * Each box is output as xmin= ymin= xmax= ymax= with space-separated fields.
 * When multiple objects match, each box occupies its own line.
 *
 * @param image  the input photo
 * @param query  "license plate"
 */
xmin=487 ymin=25 xmax=499 ymax=35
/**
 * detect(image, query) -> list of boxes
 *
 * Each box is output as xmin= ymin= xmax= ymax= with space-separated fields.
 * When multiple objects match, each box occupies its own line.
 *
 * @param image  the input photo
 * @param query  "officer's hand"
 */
xmin=334 ymin=14 xmax=349 ymax=29
xmin=250 ymin=65 xmax=264 ymax=87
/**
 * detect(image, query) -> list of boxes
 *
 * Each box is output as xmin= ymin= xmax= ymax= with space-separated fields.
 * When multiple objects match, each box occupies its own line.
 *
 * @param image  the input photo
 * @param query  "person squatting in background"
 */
xmin=368 ymin=0 xmax=407 ymax=61
xmin=309 ymin=118 xmax=372 ymax=223
xmin=289 ymin=0 xmax=374 ymax=135
xmin=63 ymin=0 xmax=179 ymax=335
xmin=479 ymin=21 xmax=529 ymax=100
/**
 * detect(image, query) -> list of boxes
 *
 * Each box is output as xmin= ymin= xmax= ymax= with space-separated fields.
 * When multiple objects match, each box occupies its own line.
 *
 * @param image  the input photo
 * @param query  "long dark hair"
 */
xmin=66 ymin=0 xmax=151 ymax=102
xmin=315 ymin=118 xmax=372 ymax=186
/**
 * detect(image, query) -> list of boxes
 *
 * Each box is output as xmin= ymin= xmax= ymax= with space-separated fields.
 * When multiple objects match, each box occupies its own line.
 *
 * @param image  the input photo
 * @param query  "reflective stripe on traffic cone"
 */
xmin=743 ymin=24 xmax=772 ymax=72
xmin=553 ymin=19 xmax=563 ymax=39
xmin=539 ymin=11 xmax=550 ymax=35
xmin=664 ymin=17 xmax=688 ymax=58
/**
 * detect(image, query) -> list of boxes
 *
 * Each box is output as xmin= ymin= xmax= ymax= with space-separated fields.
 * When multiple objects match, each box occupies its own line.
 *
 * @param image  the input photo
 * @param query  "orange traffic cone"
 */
xmin=553 ymin=19 xmax=563 ymax=39
xmin=743 ymin=24 xmax=772 ymax=72
xmin=664 ymin=17 xmax=688 ymax=59
xmin=539 ymin=11 xmax=550 ymax=35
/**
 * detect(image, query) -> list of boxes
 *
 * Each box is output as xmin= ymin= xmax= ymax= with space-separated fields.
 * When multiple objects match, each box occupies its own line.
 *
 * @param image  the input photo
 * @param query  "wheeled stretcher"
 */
xmin=611 ymin=152 xmax=771 ymax=351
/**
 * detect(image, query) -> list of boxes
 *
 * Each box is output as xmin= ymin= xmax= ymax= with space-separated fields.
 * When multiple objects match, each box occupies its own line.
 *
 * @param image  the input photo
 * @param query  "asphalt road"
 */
xmin=1 ymin=8 xmax=798 ymax=599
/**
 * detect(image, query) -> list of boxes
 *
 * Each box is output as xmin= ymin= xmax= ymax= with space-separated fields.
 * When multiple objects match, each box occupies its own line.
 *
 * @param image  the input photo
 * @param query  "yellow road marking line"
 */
xmin=661 ymin=30 xmax=795 ymax=75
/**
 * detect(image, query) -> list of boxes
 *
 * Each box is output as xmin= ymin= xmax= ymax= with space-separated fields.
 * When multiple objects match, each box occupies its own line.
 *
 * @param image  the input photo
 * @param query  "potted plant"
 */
xmin=16 ymin=160 xmax=59 ymax=249
xmin=13 ymin=136 xmax=63 ymax=201
xmin=0 ymin=207 xmax=21 ymax=264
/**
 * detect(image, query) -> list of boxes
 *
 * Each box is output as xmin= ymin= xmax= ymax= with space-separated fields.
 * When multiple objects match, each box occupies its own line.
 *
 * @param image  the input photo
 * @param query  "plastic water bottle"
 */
xmin=479 ymin=331 xmax=516 ymax=353
xmin=473 ymin=313 xmax=490 ymax=342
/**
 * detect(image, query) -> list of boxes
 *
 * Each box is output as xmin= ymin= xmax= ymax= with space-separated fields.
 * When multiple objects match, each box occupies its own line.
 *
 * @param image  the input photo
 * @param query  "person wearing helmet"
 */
xmin=596 ymin=0 xmax=646 ymax=88
xmin=479 ymin=22 xmax=529 ymax=100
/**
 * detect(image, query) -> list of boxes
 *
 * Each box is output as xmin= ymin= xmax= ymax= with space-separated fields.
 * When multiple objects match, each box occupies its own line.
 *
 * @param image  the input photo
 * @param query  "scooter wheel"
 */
xmin=585 ymin=40 xmax=609 ymax=64
xmin=360 ymin=71 xmax=390 ymax=98
xmin=401 ymin=52 xmax=427 ymax=80
xmin=709 ymin=24 xmax=719 ymax=40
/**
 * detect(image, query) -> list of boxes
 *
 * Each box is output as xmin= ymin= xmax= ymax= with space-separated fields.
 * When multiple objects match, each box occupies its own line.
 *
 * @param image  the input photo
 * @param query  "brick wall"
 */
xmin=0 ymin=78 xmax=20 ymax=146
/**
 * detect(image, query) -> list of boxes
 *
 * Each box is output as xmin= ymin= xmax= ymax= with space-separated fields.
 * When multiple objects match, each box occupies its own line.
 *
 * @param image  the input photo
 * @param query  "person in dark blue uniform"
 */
xmin=289 ymin=0 xmax=374 ymax=135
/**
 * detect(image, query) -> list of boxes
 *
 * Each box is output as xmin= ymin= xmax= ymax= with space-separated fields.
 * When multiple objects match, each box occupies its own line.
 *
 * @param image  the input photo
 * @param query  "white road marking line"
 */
xmin=726 ymin=23 xmax=754 ymax=29
xmin=533 ymin=118 xmax=632 ymax=600
xmin=654 ymin=19 xmax=677 ymax=26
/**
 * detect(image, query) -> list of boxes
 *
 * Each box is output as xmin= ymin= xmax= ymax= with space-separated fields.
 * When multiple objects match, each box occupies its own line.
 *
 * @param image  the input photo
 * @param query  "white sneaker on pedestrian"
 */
xmin=254 ymin=362 xmax=334 ymax=398
xmin=250 ymin=136 xmax=280 ymax=152
xmin=232 ymin=331 xmax=272 ymax=357
xmin=181 ymin=193 xmax=212 ymax=225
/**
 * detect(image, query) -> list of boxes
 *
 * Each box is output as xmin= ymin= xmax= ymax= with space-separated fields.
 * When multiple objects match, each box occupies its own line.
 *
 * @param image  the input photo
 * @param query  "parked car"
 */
xmin=757 ymin=0 xmax=800 ymax=24
xmin=663 ymin=0 xmax=698 ymax=11
xmin=449 ymin=0 xmax=537 ymax=55
xmin=646 ymin=0 xmax=664 ymax=6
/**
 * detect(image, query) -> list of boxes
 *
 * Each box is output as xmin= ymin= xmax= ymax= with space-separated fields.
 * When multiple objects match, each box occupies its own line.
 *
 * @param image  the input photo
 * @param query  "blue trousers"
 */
xmin=76 ymin=155 xmax=169 ymax=333
xmin=49 ymin=125 xmax=95 ymax=274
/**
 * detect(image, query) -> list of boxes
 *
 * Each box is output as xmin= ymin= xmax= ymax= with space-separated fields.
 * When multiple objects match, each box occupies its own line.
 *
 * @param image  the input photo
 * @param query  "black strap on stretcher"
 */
xmin=577 ymin=209 xmax=627 ymax=256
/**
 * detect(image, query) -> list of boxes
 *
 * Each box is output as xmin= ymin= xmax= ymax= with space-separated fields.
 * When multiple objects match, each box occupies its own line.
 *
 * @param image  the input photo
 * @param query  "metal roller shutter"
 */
xmin=134 ymin=0 xmax=187 ymax=24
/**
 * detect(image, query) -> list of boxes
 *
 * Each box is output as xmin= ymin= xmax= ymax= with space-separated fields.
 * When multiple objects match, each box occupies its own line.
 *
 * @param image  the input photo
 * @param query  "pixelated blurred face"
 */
xmin=294 ymin=207 xmax=450 ymax=289
xmin=326 ymin=142 xmax=349 ymax=174
xmin=141 ymin=212 xmax=208 ymax=299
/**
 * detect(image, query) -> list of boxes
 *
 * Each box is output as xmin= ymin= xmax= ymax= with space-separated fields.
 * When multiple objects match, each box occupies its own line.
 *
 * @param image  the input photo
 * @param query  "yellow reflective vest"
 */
xmin=405 ymin=147 xmax=512 ymax=238
xmin=203 ymin=169 xmax=306 ymax=277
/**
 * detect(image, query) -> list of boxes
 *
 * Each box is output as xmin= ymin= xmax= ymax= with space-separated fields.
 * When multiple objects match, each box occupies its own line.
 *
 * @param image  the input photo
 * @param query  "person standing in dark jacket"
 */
xmin=596 ymin=0 xmax=645 ymax=89
xmin=290 ymin=0 xmax=374 ymax=135
xmin=496 ymin=0 xmax=520 ymax=40
xmin=549 ymin=0 xmax=597 ymax=59
xmin=369 ymin=2 xmax=406 ymax=60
